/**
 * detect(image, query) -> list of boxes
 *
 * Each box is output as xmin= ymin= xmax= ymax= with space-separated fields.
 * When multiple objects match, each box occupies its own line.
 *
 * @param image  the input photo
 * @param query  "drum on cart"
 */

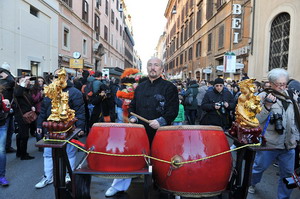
xmin=151 ymin=125 xmax=232 ymax=197
xmin=86 ymin=123 xmax=150 ymax=172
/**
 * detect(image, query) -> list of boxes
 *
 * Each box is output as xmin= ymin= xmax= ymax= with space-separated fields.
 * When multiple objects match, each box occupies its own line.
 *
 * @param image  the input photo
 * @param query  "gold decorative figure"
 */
xmin=43 ymin=68 xmax=75 ymax=122
xmin=235 ymin=79 xmax=262 ymax=127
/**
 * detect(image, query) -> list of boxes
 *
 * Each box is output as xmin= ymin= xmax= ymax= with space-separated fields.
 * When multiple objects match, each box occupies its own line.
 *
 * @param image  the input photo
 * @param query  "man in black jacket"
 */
xmin=200 ymin=78 xmax=235 ymax=130
xmin=105 ymin=57 xmax=179 ymax=197
xmin=35 ymin=69 xmax=85 ymax=189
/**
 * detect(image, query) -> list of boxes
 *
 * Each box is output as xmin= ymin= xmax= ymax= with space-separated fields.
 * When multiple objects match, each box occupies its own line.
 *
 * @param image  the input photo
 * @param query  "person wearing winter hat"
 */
xmin=200 ymin=77 xmax=234 ymax=129
xmin=214 ymin=77 xmax=224 ymax=85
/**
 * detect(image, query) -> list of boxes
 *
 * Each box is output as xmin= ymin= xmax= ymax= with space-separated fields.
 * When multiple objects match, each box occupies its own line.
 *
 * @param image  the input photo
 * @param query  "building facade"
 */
xmin=0 ymin=0 xmax=139 ymax=77
xmin=0 ymin=0 xmax=59 ymax=76
xmin=248 ymin=0 xmax=300 ymax=81
xmin=164 ymin=0 xmax=252 ymax=81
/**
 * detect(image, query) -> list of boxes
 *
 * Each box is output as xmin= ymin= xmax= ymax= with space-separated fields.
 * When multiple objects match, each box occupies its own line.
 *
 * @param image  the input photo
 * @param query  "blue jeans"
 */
xmin=87 ymin=104 xmax=95 ymax=118
xmin=5 ymin=114 xmax=14 ymax=150
xmin=0 ymin=120 xmax=8 ymax=177
xmin=251 ymin=149 xmax=295 ymax=199
xmin=115 ymin=106 xmax=123 ymax=123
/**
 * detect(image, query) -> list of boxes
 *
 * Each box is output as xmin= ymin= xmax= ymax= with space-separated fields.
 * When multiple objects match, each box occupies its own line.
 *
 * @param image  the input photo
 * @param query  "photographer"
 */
xmin=200 ymin=78 xmax=235 ymax=129
xmin=89 ymin=84 xmax=114 ymax=126
xmin=248 ymin=68 xmax=300 ymax=199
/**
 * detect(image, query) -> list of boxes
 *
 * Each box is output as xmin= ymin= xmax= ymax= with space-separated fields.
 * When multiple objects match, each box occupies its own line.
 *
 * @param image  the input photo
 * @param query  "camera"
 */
xmin=270 ymin=112 xmax=284 ymax=134
xmin=215 ymin=101 xmax=226 ymax=114
xmin=283 ymin=167 xmax=300 ymax=189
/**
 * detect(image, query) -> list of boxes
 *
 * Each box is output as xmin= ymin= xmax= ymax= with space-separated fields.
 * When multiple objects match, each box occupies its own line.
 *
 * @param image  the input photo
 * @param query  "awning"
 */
xmin=64 ymin=68 xmax=77 ymax=74
xmin=216 ymin=63 xmax=244 ymax=71
xmin=203 ymin=68 xmax=212 ymax=74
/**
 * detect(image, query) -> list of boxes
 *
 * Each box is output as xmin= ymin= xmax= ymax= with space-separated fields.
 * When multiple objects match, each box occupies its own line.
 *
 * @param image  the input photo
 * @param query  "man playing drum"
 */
xmin=105 ymin=57 xmax=179 ymax=197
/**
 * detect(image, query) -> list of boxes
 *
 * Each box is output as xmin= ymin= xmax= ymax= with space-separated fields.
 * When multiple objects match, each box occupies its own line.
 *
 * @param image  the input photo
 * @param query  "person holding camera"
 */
xmin=248 ymin=68 xmax=300 ymax=199
xmin=200 ymin=78 xmax=235 ymax=129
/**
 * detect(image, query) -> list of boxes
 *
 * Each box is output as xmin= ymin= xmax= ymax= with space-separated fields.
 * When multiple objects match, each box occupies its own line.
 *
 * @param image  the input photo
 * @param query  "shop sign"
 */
xmin=232 ymin=4 xmax=242 ymax=44
xmin=70 ymin=59 xmax=83 ymax=69
xmin=224 ymin=52 xmax=236 ymax=73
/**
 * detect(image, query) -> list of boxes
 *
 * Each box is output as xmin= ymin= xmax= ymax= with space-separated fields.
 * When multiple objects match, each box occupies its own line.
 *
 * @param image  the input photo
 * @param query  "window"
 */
xmin=116 ymin=0 xmax=119 ymax=9
xmin=269 ymin=13 xmax=290 ymax=70
xmin=62 ymin=0 xmax=72 ymax=8
xmin=104 ymin=25 xmax=108 ymax=41
xmin=208 ymin=33 xmax=212 ymax=52
xmin=111 ymin=10 xmax=115 ymax=24
xmin=206 ymin=0 xmax=213 ymax=20
xmin=184 ymin=50 xmax=187 ymax=62
xmin=218 ymin=25 xmax=224 ymax=48
xmin=96 ymin=0 xmax=101 ymax=8
xmin=111 ymin=34 xmax=114 ymax=46
xmin=83 ymin=39 xmax=87 ymax=55
xmin=196 ymin=41 xmax=201 ymax=57
xmin=82 ymin=1 xmax=89 ymax=22
xmin=116 ymin=18 xmax=119 ymax=30
xmin=180 ymin=53 xmax=183 ymax=65
xmin=180 ymin=28 xmax=184 ymax=45
xmin=63 ymin=27 xmax=69 ymax=48
xmin=181 ymin=8 xmax=184 ymax=22
xmin=105 ymin=0 xmax=108 ymax=15
xmin=95 ymin=14 xmax=100 ymax=40
xmin=189 ymin=15 xmax=194 ymax=38
xmin=216 ymin=0 xmax=226 ymax=9
xmin=188 ymin=47 xmax=193 ymax=61
xmin=196 ymin=8 xmax=202 ymax=30
xmin=30 ymin=5 xmax=39 ymax=17
xmin=184 ymin=25 xmax=188 ymax=41
xmin=120 ymin=25 xmax=122 ymax=36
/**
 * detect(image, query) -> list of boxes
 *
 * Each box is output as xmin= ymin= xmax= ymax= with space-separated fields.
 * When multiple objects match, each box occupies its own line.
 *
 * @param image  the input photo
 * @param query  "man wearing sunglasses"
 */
xmin=200 ymin=77 xmax=235 ymax=130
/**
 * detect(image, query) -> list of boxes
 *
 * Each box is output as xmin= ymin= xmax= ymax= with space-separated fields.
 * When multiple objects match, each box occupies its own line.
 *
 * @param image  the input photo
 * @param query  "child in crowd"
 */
xmin=173 ymin=96 xmax=185 ymax=125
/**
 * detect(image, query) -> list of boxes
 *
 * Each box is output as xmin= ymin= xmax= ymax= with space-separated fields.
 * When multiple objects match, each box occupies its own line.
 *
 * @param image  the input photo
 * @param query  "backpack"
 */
xmin=81 ymin=80 xmax=94 ymax=101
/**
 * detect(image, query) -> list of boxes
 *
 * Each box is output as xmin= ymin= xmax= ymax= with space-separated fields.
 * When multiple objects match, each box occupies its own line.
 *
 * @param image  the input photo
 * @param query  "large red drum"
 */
xmin=86 ymin=123 xmax=150 ymax=172
xmin=151 ymin=125 xmax=232 ymax=197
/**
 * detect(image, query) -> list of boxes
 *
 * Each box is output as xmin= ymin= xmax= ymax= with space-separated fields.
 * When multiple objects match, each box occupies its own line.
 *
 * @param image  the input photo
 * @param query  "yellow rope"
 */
xmin=49 ymin=126 xmax=73 ymax=134
xmin=42 ymin=137 xmax=260 ymax=166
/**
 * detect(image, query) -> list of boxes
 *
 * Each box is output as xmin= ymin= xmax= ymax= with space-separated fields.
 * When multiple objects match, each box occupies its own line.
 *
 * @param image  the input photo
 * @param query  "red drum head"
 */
xmin=86 ymin=123 xmax=150 ymax=172
xmin=151 ymin=125 xmax=232 ymax=197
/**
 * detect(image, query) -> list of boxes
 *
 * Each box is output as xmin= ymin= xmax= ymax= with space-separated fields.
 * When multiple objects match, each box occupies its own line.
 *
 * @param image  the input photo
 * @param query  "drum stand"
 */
xmin=72 ymin=166 xmax=152 ymax=199
xmin=226 ymin=133 xmax=276 ymax=199
xmin=35 ymin=128 xmax=81 ymax=199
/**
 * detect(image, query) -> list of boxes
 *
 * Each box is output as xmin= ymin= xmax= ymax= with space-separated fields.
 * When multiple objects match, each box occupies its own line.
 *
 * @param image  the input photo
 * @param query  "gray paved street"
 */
xmin=1 ymin=135 xmax=300 ymax=199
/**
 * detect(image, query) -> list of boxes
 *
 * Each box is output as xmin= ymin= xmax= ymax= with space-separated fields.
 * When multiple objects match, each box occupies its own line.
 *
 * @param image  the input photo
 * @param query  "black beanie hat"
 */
xmin=214 ymin=78 xmax=224 ymax=85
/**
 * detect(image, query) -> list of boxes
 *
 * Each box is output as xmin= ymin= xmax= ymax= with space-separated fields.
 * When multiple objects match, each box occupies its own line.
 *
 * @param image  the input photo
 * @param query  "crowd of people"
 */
xmin=0 ymin=60 xmax=299 ymax=199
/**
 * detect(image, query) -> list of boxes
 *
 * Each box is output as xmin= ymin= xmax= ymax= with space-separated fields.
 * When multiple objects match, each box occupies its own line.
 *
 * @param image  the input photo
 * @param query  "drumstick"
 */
xmin=130 ymin=112 xmax=150 ymax=124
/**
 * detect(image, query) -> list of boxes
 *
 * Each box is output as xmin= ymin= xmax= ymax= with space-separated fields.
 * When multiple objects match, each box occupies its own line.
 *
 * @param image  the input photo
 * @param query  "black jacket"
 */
xmin=129 ymin=77 xmax=179 ymax=143
xmin=0 ymin=69 xmax=15 ymax=101
xmin=37 ymin=80 xmax=85 ymax=131
xmin=14 ymin=85 xmax=33 ymax=119
xmin=200 ymin=88 xmax=235 ymax=129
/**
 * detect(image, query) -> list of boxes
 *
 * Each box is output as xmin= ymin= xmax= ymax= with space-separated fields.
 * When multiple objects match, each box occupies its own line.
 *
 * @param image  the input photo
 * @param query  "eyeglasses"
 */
xmin=271 ymin=82 xmax=287 ymax=87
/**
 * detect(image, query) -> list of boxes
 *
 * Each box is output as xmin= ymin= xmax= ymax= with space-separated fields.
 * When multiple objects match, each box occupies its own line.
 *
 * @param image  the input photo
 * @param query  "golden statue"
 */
xmin=229 ymin=79 xmax=262 ymax=144
xmin=235 ymin=79 xmax=262 ymax=127
xmin=44 ymin=68 xmax=75 ymax=122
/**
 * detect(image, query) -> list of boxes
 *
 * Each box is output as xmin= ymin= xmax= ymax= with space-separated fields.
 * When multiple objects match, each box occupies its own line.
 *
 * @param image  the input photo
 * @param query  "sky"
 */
xmin=125 ymin=0 xmax=168 ymax=73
